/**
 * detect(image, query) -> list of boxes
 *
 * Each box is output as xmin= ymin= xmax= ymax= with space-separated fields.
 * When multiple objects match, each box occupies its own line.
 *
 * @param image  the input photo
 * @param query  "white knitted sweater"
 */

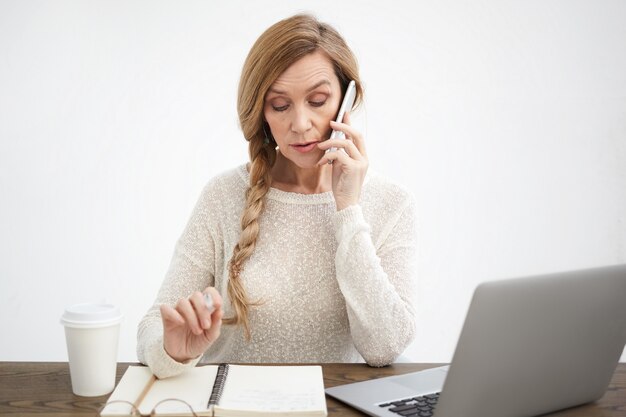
xmin=137 ymin=164 xmax=417 ymax=378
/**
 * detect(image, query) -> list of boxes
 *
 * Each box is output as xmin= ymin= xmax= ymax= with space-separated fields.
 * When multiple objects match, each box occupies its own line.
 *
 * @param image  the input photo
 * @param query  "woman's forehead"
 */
xmin=270 ymin=51 xmax=339 ymax=94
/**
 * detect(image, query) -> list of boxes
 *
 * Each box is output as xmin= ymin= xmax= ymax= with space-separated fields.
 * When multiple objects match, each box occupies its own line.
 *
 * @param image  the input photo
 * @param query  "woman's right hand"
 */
xmin=159 ymin=287 xmax=223 ymax=363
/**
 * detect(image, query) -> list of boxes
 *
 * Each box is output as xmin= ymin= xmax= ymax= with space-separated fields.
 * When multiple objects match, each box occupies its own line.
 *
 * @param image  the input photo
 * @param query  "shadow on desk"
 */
xmin=0 ymin=362 xmax=625 ymax=416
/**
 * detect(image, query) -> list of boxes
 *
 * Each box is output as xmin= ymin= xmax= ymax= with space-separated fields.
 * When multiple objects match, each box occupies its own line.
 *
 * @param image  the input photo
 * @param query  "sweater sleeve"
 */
xmin=136 ymin=185 xmax=216 ymax=378
xmin=332 ymin=195 xmax=417 ymax=367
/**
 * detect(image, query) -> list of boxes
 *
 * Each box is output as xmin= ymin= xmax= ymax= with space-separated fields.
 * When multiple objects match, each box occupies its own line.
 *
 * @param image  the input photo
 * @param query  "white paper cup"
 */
xmin=60 ymin=303 xmax=123 ymax=397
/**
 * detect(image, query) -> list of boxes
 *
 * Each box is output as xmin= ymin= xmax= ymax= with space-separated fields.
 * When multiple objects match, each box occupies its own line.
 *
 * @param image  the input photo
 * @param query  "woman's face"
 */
xmin=264 ymin=51 xmax=343 ymax=169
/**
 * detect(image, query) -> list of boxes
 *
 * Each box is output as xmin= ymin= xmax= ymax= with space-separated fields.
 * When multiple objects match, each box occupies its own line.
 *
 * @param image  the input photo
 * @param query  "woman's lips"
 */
xmin=291 ymin=141 xmax=319 ymax=153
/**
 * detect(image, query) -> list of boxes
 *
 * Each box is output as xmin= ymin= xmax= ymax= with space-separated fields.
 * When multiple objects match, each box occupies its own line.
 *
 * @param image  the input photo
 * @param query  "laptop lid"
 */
xmin=434 ymin=263 xmax=626 ymax=417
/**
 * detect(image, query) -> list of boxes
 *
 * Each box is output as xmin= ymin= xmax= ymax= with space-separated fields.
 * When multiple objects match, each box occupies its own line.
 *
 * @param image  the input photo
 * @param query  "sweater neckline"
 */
xmin=236 ymin=164 xmax=337 ymax=205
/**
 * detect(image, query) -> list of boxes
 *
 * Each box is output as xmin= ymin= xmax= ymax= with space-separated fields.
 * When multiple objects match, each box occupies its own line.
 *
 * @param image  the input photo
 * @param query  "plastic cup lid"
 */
xmin=60 ymin=303 xmax=123 ymax=328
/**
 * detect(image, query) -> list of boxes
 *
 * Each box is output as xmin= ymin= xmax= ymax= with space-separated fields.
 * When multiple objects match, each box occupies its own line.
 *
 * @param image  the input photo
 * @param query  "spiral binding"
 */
xmin=208 ymin=363 xmax=229 ymax=406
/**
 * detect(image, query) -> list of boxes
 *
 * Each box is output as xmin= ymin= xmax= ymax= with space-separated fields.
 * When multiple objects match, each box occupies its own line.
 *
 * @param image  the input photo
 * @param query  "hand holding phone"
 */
xmin=326 ymin=80 xmax=356 ymax=155
xmin=316 ymin=79 xmax=368 ymax=210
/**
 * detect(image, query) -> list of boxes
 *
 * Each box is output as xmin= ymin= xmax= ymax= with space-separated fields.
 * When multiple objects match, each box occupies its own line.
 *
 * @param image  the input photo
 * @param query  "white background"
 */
xmin=1 ymin=0 xmax=625 ymax=363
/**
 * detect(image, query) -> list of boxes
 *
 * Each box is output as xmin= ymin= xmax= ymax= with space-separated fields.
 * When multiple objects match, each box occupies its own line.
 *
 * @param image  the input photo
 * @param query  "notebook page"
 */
xmin=102 ymin=366 xmax=154 ymax=415
xmin=139 ymin=365 xmax=218 ymax=415
xmin=216 ymin=365 xmax=326 ymax=414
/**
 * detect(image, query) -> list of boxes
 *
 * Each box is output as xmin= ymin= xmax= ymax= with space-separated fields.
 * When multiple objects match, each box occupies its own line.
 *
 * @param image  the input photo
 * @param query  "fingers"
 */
xmin=205 ymin=305 xmax=224 ymax=343
xmin=329 ymin=116 xmax=367 ymax=157
xmin=176 ymin=297 xmax=204 ymax=335
xmin=197 ymin=288 xmax=223 ymax=343
xmin=189 ymin=292 xmax=213 ymax=331
xmin=191 ymin=287 xmax=223 ymax=327
xmin=160 ymin=304 xmax=185 ymax=328
xmin=317 ymin=138 xmax=361 ymax=163
xmin=163 ymin=287 xmax=224 ymax=337
xmin=317 ymin=147 xmax=353 ymax=166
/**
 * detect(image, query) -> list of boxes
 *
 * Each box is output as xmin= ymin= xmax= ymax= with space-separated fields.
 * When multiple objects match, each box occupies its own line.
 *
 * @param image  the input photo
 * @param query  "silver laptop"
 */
xmin=326 ymin=264 xmax=626 ymax=417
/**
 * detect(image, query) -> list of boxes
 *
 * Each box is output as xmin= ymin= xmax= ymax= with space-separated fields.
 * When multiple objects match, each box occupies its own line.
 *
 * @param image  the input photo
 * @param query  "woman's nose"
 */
xmin=290 ymin=106 xmax=313 ymax=133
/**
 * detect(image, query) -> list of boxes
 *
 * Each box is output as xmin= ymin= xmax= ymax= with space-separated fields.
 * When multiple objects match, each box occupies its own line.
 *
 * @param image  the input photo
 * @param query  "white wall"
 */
xmin=1 ymin=0 xmax=625 ymax=363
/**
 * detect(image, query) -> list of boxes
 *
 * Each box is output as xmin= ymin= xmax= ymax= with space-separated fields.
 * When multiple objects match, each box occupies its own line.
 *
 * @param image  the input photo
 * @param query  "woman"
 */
xmin=137 ymin=14 xmax=417 ymax=379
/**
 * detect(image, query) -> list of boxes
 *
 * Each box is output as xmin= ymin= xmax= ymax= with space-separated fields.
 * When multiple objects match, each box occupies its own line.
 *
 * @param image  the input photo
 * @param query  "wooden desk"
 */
xmin=1 ymin=362 xmax=624 ymax=416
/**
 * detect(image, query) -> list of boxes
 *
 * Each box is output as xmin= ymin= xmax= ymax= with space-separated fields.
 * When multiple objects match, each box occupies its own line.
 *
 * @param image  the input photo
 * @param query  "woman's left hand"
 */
xmin=316 ymin=112 xmax=368 ymax=211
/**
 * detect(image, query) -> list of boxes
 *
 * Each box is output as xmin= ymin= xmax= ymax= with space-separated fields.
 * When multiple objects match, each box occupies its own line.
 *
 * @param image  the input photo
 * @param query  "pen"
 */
xmin=204 ymin=292 xmax=214 ymax=313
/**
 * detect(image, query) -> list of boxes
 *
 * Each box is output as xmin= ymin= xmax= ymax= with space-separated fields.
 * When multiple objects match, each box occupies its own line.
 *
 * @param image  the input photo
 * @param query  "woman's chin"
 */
xmin=281 ymin=150 xmax=323 ymax=170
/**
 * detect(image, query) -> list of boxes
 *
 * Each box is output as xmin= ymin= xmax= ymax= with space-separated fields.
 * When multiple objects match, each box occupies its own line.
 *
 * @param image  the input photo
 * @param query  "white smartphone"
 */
xmin=326 ymin=80 xmax=356 ymax=154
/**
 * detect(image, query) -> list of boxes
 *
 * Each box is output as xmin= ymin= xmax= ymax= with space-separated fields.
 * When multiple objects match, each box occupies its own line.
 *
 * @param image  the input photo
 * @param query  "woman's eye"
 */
xmin=310 ymin=101 xmax=326 ymax=107
xmin=272 ymin=104 xmax=289 ymax=112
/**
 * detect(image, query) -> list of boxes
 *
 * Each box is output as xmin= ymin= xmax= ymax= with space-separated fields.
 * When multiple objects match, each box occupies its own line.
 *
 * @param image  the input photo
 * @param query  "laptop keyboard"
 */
xmin=378 ymin=392 xmax=440 ymax=417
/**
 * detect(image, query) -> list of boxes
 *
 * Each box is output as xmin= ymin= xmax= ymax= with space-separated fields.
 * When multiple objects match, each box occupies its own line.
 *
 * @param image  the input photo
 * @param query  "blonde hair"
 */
xmin=225 ymin=14 xmax=363 ymax=339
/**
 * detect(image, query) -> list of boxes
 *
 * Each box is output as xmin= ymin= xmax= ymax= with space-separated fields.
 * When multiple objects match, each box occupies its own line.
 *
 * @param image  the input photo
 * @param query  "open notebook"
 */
xmin=101 ymin=364 xmax=327 ymax=416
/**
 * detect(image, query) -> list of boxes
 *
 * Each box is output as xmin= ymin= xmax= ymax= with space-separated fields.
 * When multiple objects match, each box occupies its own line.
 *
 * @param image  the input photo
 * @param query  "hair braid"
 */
xmin=224 ymin=137 xmax=276 ymax=340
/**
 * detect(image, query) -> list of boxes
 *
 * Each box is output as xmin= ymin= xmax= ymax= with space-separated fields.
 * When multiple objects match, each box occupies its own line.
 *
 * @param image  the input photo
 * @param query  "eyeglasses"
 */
xmin=97 ymin=398 xmax=198 ymax=416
